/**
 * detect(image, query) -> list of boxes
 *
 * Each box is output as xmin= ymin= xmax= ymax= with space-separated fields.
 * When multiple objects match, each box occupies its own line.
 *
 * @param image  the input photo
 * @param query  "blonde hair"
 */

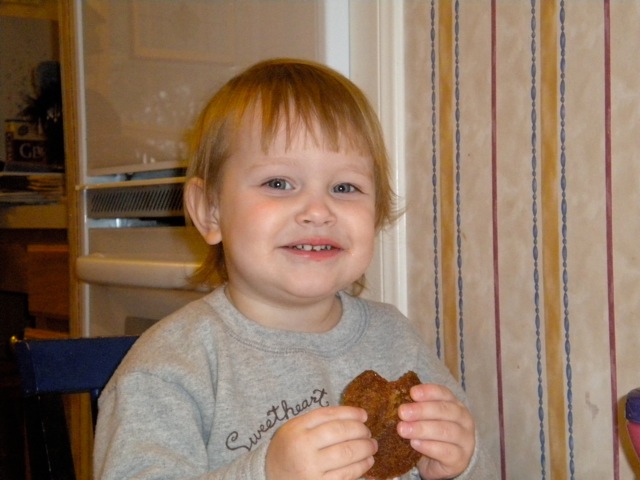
xmin=186 ymin=58 xmax=398 ymax=292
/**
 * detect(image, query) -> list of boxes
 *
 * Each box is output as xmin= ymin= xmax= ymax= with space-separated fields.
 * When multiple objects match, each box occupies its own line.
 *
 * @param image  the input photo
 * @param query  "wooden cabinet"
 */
xmin=0 ymin=224 xmax=69 ymax=330
xmin=27 ymin=243 xmax=70 ymax=331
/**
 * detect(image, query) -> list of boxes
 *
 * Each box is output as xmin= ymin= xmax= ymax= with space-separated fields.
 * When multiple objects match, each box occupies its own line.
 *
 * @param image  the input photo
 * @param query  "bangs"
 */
xmin=228 ymin=60 xmax=374 ymax=155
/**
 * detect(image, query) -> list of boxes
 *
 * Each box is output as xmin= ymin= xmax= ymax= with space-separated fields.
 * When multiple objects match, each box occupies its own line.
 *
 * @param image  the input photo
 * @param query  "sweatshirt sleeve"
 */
xmin=93 ymin=371 xmax=268 ymax=480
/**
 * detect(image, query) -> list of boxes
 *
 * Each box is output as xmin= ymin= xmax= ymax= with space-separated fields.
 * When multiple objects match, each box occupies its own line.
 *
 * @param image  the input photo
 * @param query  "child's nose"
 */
xmin=296 ymin=193 xmax=336 ymax=226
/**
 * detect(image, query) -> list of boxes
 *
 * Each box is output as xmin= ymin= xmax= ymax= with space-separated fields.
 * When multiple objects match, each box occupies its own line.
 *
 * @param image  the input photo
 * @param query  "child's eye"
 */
xmin=264 ymin=178 xmax=292 ymax=190
xmin=333 ymin=183 xmax=359 ymax=194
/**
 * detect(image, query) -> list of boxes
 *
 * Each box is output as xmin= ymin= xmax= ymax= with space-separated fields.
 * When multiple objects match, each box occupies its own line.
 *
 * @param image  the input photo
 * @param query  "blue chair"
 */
xmin=13 ymin=336 xmax=137 ymax=480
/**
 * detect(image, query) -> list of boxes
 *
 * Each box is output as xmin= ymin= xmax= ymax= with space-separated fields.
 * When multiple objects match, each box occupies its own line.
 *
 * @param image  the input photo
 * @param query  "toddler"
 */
xmin=93 ymin=58 xmax=495 ymax=479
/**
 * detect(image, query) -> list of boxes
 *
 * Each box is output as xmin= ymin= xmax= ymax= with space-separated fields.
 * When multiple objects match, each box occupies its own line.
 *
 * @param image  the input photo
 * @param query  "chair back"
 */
xmin=13 ymin=336 xmax=137 ymax=480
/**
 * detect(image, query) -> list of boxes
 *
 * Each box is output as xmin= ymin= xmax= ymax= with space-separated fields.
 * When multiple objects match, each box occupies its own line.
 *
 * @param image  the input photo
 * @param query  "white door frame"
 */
xmin=350 ymin=1 xmax=407 ymax=314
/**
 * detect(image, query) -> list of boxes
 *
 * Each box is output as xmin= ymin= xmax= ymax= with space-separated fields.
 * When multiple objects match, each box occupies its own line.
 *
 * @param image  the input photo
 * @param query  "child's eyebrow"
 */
xmin=247 ymin=156 xmax=300 ymax=169
xmin=342 ymin=162 xmax=375 ymax=178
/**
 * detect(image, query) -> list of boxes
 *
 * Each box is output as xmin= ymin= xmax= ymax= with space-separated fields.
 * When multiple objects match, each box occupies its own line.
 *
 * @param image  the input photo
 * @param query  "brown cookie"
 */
xmin=341 ymin=370 xmax=422 ymax=479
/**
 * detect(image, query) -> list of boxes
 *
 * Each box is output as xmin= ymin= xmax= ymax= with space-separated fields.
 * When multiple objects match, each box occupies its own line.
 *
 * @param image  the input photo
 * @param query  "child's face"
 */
xmin=212 ymin=115 xmax=376 ymax=314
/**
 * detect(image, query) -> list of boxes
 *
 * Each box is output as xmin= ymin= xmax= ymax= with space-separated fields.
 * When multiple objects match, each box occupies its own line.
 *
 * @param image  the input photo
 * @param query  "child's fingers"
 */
xmin=266 ymin=405 xmax=376 ymax=480
xmin=319 ymin=437 xmax=378 ymax=477
xmin=306 ymin=407 xmax=376 ymax=476
xmin=396 ymin=385 xmax=475 ymax=469
xmin=398 ymin=398 xmax=470 ymax=426
xmin=312 ymin=416 xmax=373 ymax=450
xmin=274 ymin=406 xmax=371 ymax=454
xmin=408 ymin=383 xmax=461 ymax=403
xmin=397 ymin=414 xmax=475 ymax=479
xmin=397 ymin=417 xmax=469 ymax=444
xmin=302 ymin=405 xmax=368 ymax=429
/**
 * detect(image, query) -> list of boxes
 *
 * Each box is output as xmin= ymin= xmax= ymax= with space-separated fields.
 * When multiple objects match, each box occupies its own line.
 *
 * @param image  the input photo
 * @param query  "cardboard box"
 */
xmin=5 ymin=120 xmax=48 ymax=166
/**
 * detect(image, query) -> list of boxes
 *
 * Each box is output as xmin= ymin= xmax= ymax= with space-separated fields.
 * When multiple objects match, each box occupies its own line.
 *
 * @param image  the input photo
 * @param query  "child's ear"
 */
xmin=184 ymin=178 xmax=222 ymax=245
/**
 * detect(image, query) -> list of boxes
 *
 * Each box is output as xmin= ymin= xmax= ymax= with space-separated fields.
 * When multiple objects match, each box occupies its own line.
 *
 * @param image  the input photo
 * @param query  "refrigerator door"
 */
xmin=78 ymin=0 xmax=348 ymax=177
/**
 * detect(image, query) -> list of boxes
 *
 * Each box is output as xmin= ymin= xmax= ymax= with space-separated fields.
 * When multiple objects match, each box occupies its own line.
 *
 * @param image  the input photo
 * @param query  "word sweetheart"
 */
xmin=225 ymin=388 xmax=329 ymax=452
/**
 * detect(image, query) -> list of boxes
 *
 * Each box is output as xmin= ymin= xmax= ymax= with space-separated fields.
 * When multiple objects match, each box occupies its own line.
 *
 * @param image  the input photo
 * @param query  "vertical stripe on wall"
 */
xmin=540 ymin=1 xmax=570 ymax=479
xmin=453 ymin=0 xmax=467 ymax=390
xmin=437 ymin=0 xmax=460 ymax=379
xmin=529 ymin=2 xmax=548 ymax=476
xmin=603 ymin=0 xmax=619 ymax=478
xmin=430 ymin=0 xmax=443 ymax=361
xmin=558 ymin=1 xmax=575 ymax=476
xmin=490 ymin=0 xmax=507 ymax=476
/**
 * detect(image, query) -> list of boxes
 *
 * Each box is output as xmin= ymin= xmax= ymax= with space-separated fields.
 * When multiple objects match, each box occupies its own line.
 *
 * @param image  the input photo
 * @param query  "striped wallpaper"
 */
xmin=400 ymin=1 xmax=640 ymax=478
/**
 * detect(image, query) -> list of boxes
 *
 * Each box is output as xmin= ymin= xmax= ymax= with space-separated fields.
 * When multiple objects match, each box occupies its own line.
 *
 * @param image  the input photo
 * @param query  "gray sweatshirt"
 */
xmin=94 ymin=288 xmax=496 ymax=479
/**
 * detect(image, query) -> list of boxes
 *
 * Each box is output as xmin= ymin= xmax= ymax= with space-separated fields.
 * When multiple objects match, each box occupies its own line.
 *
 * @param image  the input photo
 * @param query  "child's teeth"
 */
xmin=295 ymin=245 xmax=333 ymax=251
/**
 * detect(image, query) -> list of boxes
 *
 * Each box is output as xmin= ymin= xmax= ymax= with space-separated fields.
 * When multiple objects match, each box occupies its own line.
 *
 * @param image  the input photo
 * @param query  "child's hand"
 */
xmin=265 ymin=405 xmax=377 ymax=480
xmin=397 ymin=384 xmax=476 ymax=480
